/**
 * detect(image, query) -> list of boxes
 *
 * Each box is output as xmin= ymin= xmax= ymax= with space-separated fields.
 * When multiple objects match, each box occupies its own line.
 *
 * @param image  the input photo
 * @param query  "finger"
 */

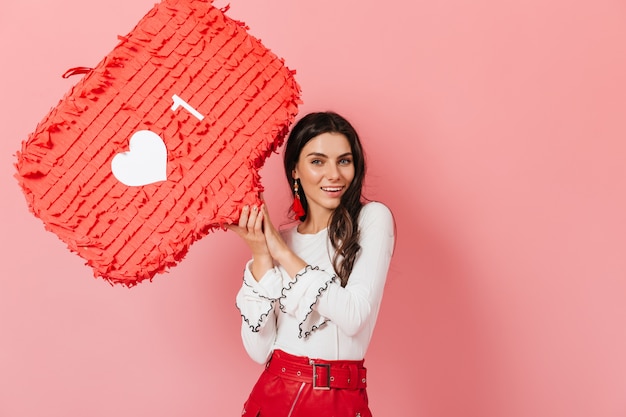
xmin=238 ymin=205 xmax=250 ymax=228
xmin=261 ymin=204 xmax=272 ymax=226
xmin=225 ymin=225 xmax=245 ymax=240
xmin=261 ymin=204 xmax=275 ymax=234
xmin=253 ymin=206 xmax=264 ymax=232
xmin=246 ymin=205 xmax=260 ymax=231
xmin=225 ymin=224 xmax=239 ymax=232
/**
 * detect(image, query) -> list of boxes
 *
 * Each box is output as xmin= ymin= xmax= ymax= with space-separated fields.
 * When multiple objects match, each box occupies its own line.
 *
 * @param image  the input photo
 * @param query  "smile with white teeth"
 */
xmin=321 ymin=186 xmax=344 ymax=192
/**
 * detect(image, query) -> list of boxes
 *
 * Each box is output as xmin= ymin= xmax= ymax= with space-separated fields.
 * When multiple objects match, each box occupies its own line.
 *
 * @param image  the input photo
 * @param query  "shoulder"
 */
xmin=358 ymin=201 xmax=394 ymax=230
xmin=360 ymin=201 xmax=393 ymax=220
xmin=361 ymin=201 xmax=392 ymax=215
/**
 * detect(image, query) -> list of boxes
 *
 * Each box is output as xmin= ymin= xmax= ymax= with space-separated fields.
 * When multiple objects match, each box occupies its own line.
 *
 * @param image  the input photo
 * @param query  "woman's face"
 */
xmin=293 ymin=132 xmax=355 ymax=218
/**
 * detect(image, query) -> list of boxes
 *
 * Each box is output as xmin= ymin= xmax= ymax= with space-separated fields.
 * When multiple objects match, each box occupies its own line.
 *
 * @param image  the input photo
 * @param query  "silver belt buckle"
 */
xmin=311 ymin=362 xmax=331 ymax=390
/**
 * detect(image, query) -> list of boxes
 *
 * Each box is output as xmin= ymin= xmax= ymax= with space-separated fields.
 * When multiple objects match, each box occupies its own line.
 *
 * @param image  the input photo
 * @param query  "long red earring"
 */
xmin=292 ymin=179 xmax=306 ymax=220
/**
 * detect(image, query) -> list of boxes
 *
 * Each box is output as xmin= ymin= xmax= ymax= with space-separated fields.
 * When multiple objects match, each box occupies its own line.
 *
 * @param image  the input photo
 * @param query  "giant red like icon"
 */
xmin=15 ymin=0 xmax=301 ymax=286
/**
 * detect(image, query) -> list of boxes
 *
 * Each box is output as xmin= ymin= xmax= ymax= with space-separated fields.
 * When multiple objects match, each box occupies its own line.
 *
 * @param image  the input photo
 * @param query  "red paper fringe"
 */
xmin=15 ymin=0 xmax=302 ymax=286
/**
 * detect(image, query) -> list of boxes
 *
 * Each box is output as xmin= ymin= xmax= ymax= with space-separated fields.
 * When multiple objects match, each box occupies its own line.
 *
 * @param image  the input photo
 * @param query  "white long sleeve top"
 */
xmin=235 ymin=201 xmax=395 ymax=364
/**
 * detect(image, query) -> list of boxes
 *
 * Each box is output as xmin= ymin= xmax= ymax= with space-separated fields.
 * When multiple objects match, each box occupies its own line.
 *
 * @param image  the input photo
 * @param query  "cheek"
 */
xmin=299 ymin=167 xmax=323 ymax=184
xmin=343 ymin=167 xmax=356 ymax=183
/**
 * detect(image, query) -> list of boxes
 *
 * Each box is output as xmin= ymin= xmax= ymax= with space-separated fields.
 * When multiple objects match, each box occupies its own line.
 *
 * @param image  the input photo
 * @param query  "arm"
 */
xmin=235 ymin=262 xmax=283 ymax=364
xmin=230 ymin=203 xmax=306 ymax=362
xmin=279 ymin=202 xmax=395 ymax=337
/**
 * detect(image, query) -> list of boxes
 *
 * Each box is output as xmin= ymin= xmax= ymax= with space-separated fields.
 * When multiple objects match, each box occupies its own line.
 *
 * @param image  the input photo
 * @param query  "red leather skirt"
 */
xmin=241 ymin=350 xmax=372 ymax=417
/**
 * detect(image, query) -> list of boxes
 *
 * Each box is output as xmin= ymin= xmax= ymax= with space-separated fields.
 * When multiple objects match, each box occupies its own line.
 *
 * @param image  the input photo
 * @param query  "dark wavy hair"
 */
xmin=283 ymin=111 xmax=366 ymax=287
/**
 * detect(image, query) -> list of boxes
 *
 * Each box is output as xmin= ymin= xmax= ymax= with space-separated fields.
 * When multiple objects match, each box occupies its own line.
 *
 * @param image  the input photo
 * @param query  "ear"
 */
xmin=292 ymin=168 xmax=298 ymax=180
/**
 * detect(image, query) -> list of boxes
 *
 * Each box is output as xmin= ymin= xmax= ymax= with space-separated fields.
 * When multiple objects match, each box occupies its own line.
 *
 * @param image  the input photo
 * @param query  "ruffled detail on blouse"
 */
xmin=235 ymin=261 xmax=283 ymax=332
xmin=279 ymin=265 xmax=336 ymax=339
xmin=237 ymin=297 xmax=275 ymax=333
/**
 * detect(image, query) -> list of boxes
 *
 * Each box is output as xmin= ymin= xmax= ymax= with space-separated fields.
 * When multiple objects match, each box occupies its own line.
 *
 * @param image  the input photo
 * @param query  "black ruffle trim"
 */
xmin=236 ymin=299 xmax=275 ymax=333
xmin=279 ymin=265 xmax=336 ymax=339
xmin=243 ymin=278 xmax=277 ymax=301
xmin=237 ymin=275 xmax=277 ymax=333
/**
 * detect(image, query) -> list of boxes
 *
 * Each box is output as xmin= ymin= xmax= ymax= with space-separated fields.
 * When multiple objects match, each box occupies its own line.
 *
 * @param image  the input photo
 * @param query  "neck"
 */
xmin=299 ymin=208 xmax=332 ymax=234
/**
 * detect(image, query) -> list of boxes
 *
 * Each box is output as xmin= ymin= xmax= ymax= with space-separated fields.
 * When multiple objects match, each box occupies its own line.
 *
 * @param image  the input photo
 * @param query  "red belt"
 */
xmin=266 ymin=349 xmax=367 ymax=390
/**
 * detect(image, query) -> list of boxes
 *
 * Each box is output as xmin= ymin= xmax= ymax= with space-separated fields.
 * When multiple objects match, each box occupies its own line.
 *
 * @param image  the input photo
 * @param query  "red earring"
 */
xmin=293 ymin=180 xmax=306 ymax=220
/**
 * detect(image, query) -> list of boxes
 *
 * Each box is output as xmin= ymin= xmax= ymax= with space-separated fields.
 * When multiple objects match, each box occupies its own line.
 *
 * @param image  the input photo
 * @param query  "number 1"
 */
xmin=171 ymin=94 xmax=205 ymax=121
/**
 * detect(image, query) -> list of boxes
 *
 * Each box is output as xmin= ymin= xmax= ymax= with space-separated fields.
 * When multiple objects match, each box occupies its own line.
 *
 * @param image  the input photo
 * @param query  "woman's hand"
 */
xmin=258 ymin=204 xmax=288 ymax=261
xmin=229 ymin=203 xmax=308 ymax=281
xmin=228 ymin=205 xmax=274 ymax=281
xmin=229 ymin=205 xmax=268 ymax=256
xmin=260 ymin=205 xmax=307 ymax=279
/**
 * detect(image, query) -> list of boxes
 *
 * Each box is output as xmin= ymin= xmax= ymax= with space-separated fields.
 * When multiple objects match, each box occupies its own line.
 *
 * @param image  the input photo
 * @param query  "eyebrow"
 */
xmin=305 ymin=152 xmax=353 ymax=158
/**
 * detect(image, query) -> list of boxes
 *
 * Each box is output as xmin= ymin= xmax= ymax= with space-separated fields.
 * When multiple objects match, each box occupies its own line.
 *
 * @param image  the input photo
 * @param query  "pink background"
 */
xmin=2 ymin=0 xmax=626 ymax=416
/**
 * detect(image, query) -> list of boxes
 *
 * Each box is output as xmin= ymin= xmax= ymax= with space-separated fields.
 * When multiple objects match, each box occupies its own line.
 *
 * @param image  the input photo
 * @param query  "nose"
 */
xmin=326 ymin=163 xmax=340 ymax=180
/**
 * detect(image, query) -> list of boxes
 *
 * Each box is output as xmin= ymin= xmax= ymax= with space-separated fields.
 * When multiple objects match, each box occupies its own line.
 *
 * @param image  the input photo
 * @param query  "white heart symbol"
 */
xmin=111 ymin=130 xmax=167 ymax=186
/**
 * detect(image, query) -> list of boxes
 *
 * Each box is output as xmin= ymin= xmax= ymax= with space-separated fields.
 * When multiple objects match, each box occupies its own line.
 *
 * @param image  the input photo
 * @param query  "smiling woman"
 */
xmin=5 ymin=0 xmax=626 ymax=416
xmin=292 ymin=132 xmax=356 ymax=233
xmin=228 ymin=112 xmax=395 ymax=416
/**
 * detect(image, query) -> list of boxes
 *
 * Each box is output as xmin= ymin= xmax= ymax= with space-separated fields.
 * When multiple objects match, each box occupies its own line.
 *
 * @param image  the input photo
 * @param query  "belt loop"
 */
xmin=265 ymin=352 xmax=274 ymax=369
xmin=359 ymin=367 xmax=367 ymax=388
xmin=347 ymin=363 xmax=359 ymax=389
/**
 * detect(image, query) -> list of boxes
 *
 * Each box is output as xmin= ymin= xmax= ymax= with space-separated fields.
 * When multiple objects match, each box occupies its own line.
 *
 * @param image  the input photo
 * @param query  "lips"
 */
xmin=321 ymin=186 xmax=345 ymax=195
